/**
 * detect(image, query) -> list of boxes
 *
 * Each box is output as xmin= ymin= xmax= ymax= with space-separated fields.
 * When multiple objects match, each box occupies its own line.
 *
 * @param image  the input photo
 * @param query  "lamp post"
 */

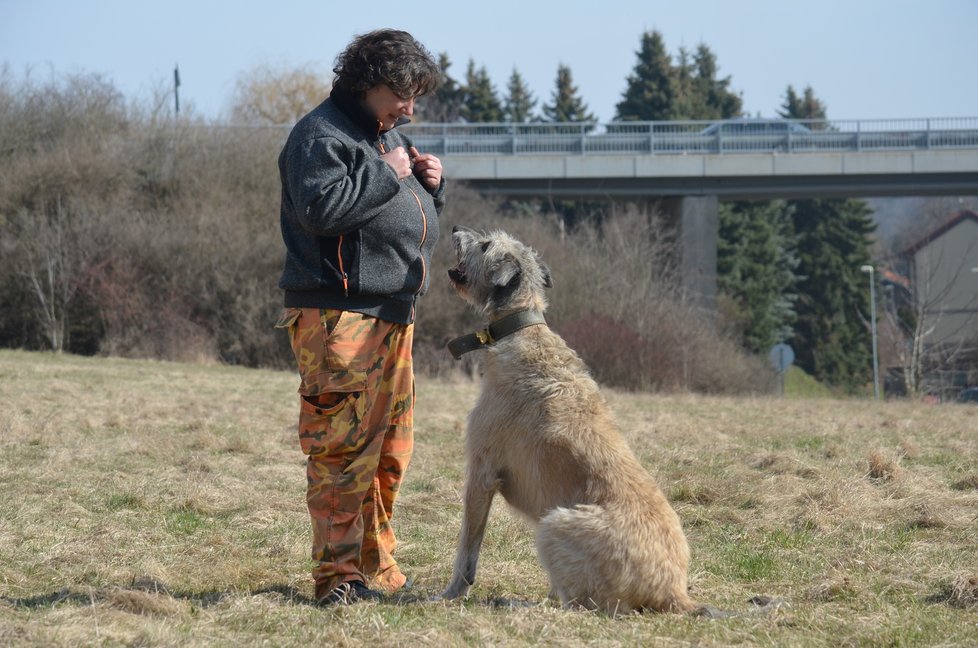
xmin=860 ymin=265 xmax=880 ymax=400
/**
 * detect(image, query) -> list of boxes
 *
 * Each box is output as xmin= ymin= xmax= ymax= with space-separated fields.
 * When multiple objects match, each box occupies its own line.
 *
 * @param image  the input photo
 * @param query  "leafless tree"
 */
xmin=230 ymin=63 xmax=330 ymax=126
xmin=13 ymin=202 xmax=94 ymax=352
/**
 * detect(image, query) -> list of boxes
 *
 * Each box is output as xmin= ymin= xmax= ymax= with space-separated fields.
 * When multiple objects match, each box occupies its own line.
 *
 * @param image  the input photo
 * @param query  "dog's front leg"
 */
xmin=440 ymin=469 xmax=497 ymax=600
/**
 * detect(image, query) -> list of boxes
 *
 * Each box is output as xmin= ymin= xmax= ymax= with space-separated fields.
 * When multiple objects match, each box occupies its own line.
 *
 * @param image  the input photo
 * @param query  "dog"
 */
xmin=439 ymin=225 xmax=697 ymax=614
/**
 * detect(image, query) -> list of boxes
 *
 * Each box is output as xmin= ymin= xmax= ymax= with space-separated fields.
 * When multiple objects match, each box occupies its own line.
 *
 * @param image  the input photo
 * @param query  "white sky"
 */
xmin=2 ymin=0 xmax=975 ymax=123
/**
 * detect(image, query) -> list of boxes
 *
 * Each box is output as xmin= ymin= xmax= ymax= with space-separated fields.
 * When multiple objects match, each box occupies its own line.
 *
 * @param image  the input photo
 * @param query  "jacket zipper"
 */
xmin=337 ymin=235 xmax=349 ymax=296
xmin=408 ymin=187 xmax=428 ymax=322
xmin=376 ymin=129 xmax=428 ymax=320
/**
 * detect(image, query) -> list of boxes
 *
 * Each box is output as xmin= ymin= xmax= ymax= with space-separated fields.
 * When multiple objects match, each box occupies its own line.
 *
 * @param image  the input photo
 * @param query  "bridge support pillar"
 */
xmin=661 ymin=195 xmax=717 ymax=313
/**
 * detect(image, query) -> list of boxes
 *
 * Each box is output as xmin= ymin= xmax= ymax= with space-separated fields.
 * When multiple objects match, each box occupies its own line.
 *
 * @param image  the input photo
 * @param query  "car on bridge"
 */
xmin=698 ymin=118 xmax=811 ymax=153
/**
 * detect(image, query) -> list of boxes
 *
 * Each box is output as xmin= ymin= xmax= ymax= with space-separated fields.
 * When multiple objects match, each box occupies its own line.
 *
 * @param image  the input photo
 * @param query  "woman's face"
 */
xmin=363 ymin=84 xmax=416 ymax=131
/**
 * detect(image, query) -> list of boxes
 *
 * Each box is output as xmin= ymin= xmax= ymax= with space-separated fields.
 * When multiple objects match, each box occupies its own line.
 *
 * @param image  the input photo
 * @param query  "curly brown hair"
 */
xmin=332 ymin=29 xmax=441 ymax=98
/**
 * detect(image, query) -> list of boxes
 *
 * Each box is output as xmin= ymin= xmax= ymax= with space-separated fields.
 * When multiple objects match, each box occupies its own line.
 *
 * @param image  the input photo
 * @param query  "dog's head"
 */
xmin=447 ymin=225 xmax=553 ymax=316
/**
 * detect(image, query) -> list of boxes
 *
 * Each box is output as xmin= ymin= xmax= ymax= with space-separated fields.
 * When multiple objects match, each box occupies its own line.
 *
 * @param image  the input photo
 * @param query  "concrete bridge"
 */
xmin=403 ymin=117 xmax=978 ymax=308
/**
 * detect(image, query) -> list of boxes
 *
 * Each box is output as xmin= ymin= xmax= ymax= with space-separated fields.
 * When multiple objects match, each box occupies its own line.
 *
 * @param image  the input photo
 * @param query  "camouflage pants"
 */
xmin=277 ymin=307 xmax=414 ymax=598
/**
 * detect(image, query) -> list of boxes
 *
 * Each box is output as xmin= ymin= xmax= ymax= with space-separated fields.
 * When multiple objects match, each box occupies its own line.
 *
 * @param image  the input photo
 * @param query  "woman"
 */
xmin=275 ymin=28 xmax=444 ymax=605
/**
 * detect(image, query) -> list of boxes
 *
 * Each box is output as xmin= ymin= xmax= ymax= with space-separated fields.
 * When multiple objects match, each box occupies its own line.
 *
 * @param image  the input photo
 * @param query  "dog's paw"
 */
xmin=436 ymin=584 xmax=469 ymax=601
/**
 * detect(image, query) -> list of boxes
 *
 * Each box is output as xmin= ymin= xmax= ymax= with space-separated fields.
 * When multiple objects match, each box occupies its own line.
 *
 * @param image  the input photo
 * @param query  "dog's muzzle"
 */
xmin=448 ymin=262 xmax=467 ymax=285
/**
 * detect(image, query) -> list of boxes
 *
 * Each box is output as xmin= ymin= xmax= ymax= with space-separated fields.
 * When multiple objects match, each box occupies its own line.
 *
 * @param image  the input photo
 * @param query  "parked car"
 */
xmin=699 ymin=118 xmax=811 ymax=153
xmin=955 ymin=387 xmax=978 ymax=404
xmin=699 ymin=118 xmax=811 ymax=136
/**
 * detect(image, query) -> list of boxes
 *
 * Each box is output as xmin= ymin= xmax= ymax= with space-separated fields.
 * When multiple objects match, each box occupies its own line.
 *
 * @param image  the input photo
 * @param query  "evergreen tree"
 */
xmin=791 ymin=198 xmax=876 ymax=391
xmin=461 ymin=59 xmax=503 ymax=123
xmin=542 ymin=64 xmax=595 ymax=123
xmin=503 ymin=68 xmax=537 ymax=123
xmin=717 ymin=200 xmax=799 ymax=353
xmin=615 ymin=30 xmax=674 ymax=121
xmin=691 ymin=44 xmax=742 ymax=119
xmin=777 ymin=85 xmax=874 ymax=391
xmin=416 ymin=52 xmax=463 ymax=122
xmin=615 ymin=33 xmax=740 ymax=121
xmin=671 ymin=47 xmax=702 ymax=120
xmin=779 ymin=86 xmax=804 ymax=120
xmin=778 ymin=85 xmax=826 ymax=124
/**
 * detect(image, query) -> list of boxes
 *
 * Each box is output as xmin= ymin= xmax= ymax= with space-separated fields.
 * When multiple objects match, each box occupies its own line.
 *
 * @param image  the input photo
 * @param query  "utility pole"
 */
xmin=861 ymin=265 xmax=880 ymax=400
xmin=174 ymin=64 xmax=181 ymax=116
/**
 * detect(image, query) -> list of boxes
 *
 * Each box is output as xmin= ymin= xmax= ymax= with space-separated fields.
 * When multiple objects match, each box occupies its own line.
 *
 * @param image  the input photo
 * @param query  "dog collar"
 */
xmin=447 ymin=310 xmax=547 ymax=359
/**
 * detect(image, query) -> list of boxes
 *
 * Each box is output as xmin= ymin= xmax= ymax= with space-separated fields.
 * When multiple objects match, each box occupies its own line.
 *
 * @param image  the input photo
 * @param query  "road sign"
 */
xmin=768 ymin=343 xmax=795 ymax=374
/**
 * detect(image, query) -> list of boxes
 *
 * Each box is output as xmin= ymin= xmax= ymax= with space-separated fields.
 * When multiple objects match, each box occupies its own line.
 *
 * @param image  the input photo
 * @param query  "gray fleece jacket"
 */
xmin=277 ymin=87 xmax=444 ymax=324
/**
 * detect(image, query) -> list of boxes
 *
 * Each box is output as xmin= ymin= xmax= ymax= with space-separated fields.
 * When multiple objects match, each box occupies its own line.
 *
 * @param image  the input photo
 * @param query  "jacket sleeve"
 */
xmin=285 ymin=135 xmax=401 ymax=236
xmin=428 ymin=177 xmax=447 ymax=214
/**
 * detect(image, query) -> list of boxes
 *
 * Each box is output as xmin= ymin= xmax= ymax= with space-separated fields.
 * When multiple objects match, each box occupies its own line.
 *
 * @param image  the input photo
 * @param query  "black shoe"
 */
xmin=318 ymin=580 xmax=381 ymax=606
xmin=319 ymin=581 xmax=356 ymax=606
xmin=350 ymin=580 xmax=383 ymax=601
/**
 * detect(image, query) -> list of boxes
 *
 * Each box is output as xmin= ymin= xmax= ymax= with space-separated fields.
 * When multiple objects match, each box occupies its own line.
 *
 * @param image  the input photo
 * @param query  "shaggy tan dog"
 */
xmin=439 ymin=226 xmax=696 ymax=614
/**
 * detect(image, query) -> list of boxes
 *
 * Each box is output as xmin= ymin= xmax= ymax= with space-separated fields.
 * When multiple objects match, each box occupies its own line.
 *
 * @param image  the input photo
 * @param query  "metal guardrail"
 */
xmin=400 ymin=118 xmax=978 ymax=156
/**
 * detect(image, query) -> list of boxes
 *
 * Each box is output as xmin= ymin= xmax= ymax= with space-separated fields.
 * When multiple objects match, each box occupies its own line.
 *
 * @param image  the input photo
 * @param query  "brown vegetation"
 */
xmin=0 ymin=70 xmax=773 ymax=393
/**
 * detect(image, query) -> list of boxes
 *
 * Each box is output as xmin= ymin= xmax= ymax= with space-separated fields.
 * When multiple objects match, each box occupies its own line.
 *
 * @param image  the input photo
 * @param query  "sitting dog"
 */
xmin=440 ymin=225 xmax=697 ymax=614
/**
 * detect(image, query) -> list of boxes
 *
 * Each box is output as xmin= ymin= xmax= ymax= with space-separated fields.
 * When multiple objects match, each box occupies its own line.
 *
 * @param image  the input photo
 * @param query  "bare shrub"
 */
xmin=416 ymin=192 xmax=773 ymax=394
xmin=230 ymin=63 xmax=330 ymax=126
xmin=0 ymin=71 xmax=133 ymax=353
xmin=559 ymin=313 xmax=646 ymax=387
xmin=0 ymin=68 xmax=780 ymax=392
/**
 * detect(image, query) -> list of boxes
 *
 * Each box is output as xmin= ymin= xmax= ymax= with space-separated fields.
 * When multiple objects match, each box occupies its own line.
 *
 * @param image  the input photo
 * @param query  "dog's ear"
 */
xmin=534 ymin=252 xmax=554 ymax=289
xmin=488 ymin=253 xmax=521 ymax=288
xmin=539 ymin=261 xmax=553 ymax=289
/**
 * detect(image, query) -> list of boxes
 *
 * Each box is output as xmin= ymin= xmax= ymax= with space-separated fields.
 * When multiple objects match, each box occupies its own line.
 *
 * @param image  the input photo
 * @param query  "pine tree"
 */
xmin=779 ymin=86 xmax=804 ymax=120
xmin=775 ymin=85 xmax=874 ymax=390
xmin=461 ymin=59 xmax=503 ymax=123
xmin=717 ymin=201 xmax=799 ymax=353
xmin=691 ymin=44 xmax=742 ymax=119
xmin=800 ymin=87 xmax=827 ymax=120
xmin=542 ymin=64 xmax=595 ymax=123
xmin=791 ymin=198 xmax=876 ymax=391
xmin=671 ymin=47 xmax=701 ymax=120
xmin=503 ymin=68 xmax=537 ymax=123
xmin=615 ymin=30 xmax=674 ymax=121
xmin=778 ymin=85 xmax=826 ymax=125
xmin=416 ymin=52 xmax=463 ymax=122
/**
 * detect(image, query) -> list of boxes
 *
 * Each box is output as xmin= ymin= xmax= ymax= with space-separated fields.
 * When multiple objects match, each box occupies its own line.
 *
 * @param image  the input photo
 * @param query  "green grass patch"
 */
xmin=783 ymin=366 xmax=835 ymax=398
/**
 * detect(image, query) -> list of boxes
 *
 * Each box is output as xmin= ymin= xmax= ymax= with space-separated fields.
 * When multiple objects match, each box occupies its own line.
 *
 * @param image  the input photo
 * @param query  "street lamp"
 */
xmin=860 ymin=265 xmax=880 ymax=400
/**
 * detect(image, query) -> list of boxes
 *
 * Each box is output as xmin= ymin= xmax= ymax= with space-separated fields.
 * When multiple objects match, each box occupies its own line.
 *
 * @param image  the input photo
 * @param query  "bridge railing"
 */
xmin=401 ymin=118 xmax=978 ymax=156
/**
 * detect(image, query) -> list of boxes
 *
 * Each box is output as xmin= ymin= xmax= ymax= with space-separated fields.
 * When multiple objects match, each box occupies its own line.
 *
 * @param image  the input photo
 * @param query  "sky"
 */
xmin=1 ymin=0 xmax=976 ymax=124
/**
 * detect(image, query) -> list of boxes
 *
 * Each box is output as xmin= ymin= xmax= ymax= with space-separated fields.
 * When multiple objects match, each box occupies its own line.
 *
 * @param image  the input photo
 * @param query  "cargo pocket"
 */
xmin=298 ymin=391 xmax=367 ymax=456
xmin=279 ymin=308 xmax=372 ymax=397
xmin=274 ymin=307 xmax=302 ymax=332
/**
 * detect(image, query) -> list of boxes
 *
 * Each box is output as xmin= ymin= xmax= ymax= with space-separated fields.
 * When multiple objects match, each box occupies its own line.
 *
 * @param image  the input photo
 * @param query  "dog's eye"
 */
xmin=480 ymin=241 xmax=491 ymax=252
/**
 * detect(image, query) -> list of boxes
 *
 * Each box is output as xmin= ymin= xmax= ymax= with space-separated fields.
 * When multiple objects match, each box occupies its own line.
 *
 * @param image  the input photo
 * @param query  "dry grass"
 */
xmin=1 ymin=349 xmax=977 ymax=646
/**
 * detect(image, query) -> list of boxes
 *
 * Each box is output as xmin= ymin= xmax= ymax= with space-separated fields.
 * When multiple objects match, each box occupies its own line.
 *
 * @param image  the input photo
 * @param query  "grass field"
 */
xmin=1 ymin=349 xmax=976 ymax=647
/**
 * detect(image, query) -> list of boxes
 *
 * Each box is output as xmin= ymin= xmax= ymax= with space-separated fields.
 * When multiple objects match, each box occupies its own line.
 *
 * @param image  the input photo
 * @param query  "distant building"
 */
xmin=893 ymin=210 xmax=978 ymax=395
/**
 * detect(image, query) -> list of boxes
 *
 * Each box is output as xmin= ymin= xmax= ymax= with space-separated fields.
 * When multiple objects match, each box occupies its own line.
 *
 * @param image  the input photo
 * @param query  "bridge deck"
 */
xmin=399 ymin=118 xmax=978 ymax=198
